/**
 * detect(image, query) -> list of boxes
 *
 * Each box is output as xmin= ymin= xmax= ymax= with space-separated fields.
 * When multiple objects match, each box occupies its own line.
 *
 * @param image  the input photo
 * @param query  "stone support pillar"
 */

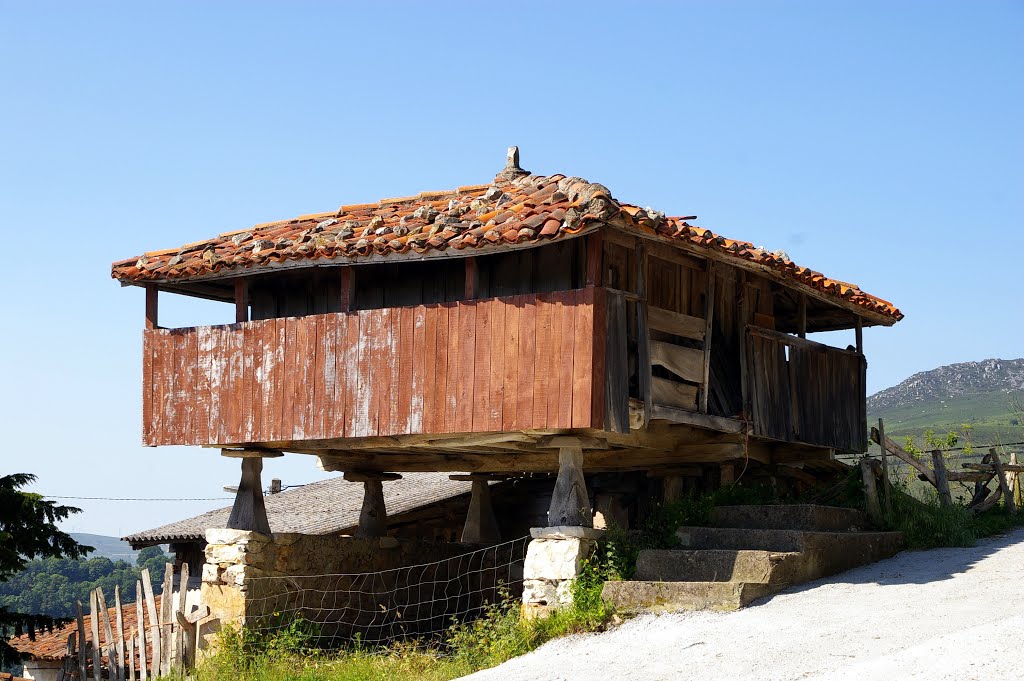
xmin=222 ymin=449 xmax=282 ymax=535
xmin=344 ymin=471 xmax=401 ymax=538
xmin=522 ymin=526 xmax=603 ymax=618
xmin=450 ymin=474 xmax=502 ymax=544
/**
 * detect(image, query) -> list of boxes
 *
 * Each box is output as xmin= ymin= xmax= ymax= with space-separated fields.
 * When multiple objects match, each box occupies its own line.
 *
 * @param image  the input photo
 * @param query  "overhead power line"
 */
xmin=44 ymin=496 xmax=233 ymax=501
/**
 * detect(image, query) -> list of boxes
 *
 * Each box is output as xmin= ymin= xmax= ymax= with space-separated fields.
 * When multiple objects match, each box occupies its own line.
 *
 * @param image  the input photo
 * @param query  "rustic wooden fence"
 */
xmin=862 ymin=418 xmax=1021 ymax=521
xmin=56 ymin=564 xmax=206 ymax=681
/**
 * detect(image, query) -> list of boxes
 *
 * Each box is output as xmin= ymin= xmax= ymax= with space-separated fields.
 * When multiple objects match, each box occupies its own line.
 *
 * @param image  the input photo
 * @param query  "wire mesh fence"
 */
xmin=243 ymin=536 xmax=530 ymax=648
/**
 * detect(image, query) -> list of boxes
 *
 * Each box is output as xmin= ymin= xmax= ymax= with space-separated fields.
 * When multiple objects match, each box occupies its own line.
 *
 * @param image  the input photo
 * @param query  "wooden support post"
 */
xmin=855 ymin=316 xmax=863 ymax=354
xmin=738 ymin=272 xmax=751 ymax=419
xmin=345 ymin=471 xmax=400 ymax=537
xmin=548 ymin=446 xmax=592 ymax=527
xmin=720 ymin=463 xmax=735 ymax=487
xmin=135 ymin=583 xmax=147 ymax=681
xmin=141 ymin=570 xmax=159 ymax=681
xmin=989 ymin=448 xmax=1017 ymax=515
xmin=464 ymin=256 xmax=478 ymax=299
xmin=456 ymin=477 xmax=502 ymax=544
xmin=159 ymin=566 xmax=172 ymax=677
xmin=931 ymin=449 xmax=953 ymax=507
xmin=225 ymin=455 xmax=272 ymax=535
xmin=635 ymin=238 xmax=652 ymax=426
xmin=797 ymin=293 xmax=807 ymax=339
xmin=234 ymin=278 xmax=248 ymax=323
xmin=145 ymin=284 xmax=158 ymax=330
xmin=878 ymin=418 xmax=891 ymax=515
xmin=700 ymin=262 xmax=716 ymax=414
xmin=89 ymin=590 xmax=102 ymax=680
xmin=76 ymin=600 xmax=88 ymax=681
xmin=860 ymin=458 xmax=883 ymax=524
xmin=585 ymin=231 xmax=603 ymax=287
xmin=662 ymin=476 xmax=684 ymax=503
xmin=340 ymin=267 xmax=353 ymax=312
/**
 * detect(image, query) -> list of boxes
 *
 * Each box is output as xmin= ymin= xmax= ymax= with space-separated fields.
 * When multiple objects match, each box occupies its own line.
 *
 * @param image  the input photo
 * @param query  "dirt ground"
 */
xmin=465 ymin=527 xmax=1024 ymax=681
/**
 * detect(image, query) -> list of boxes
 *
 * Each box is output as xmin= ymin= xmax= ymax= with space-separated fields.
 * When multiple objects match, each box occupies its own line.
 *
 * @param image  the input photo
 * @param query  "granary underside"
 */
xmin=115 ymin=152 xmax=902 ymax=484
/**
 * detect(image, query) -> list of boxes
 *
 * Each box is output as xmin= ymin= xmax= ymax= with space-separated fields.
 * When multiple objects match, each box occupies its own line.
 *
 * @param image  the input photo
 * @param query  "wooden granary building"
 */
xmin=111 ymin=148 xmax=902 ymax=537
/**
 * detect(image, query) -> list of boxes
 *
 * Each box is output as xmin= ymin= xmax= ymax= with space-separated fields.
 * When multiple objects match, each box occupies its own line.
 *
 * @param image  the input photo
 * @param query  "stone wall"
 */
xmin=521 ymin=527 xmax=602 ymax=618
xmin=201 ymin=529 xmax=526 ymax=646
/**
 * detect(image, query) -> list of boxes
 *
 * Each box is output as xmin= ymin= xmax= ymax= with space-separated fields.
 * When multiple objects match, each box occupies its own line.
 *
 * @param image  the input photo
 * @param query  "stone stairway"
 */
xmin=602 ymin=504 xmax=903 ymax=612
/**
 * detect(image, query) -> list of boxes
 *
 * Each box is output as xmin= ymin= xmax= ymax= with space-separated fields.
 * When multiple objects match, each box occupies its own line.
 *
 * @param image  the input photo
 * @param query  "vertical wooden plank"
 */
xmin=174 ymin=564 xmax=189 ymax=674
xmin=384 ymin=307 xmax=402 ymax=435
xmin=309 ymin=315 xmax=326 ymax=440
xmin=159 ymin=566 xmax=172 ymax=677
xmin=192 ymin=327 xmax=211 ymax=446
xmin=239 ymin=324 xmax=255 ymax=442
xmin=487 ymin=297 xmax=506 ymax=431
xmin=421 ymin=305 xmax=440 ymax=434
xmin=501 ymin=298 xmax=521 ymax=431
xmin=351 ymin=310 xmax=375 ymax=437
xmin=171 ymin=332 xmax=190 ymax=447
xmin=591 ymin=288 xmax=607 ymax=437
xmin=230 ymin=324 xmax=247 ymax=443
xmin=268 ymin=318 xmax=287 ymax=442
xmin=408 ymin=305 xmax=427 ymax=434
xmin=140 ymin=570 xmax=159 ymax=681
xmin=430 ymin=304 xmax=448 ymax=434
xmin=135 ymin=582 xmax=147 ymax=681
xmin=96 ymin=588 xmax=116 ymax=681
xmin=375 ymin=308 xmax=394 ymax=436
xmin=396 ymin=306 xmax=415 ymax=434
xmin=157 ymin=331 xmax=175 ymax=446
xmin=343 ymin=311 xmax=363 ymax=438
xmin=208 ymin=326 xmax=227 ymax=445
xmin=555 ymin=291 xmax=576 ymax=428
xmin=321 ymin=311 xmax=337 ymax=436
xmin=295 ymin=317 xmax=317 ymax=439
xmin=701 ymin=263 xmax=716 ymax=414
xmin=464 ymin=256 xmax=478 ymax=299
xmin=442 ymin=304 xmax=460 ymax=433
xmin=151 ymin=330 xmax=168 ymax=445
xmin=249 ymin=320 xmax=265 ymax=443
xmin=571 ymin=289 xmax=595 ymax=428
xmin=472 ymin=299 xmax=492 ymax=432
xmin=545 ymin=293 xmax=565 ymax=428
xmin=114 ymin=585 xmax=125 ymax=681
xmin=532 ymin=295 xmax=553 ymax=428
xmin=89 ymin=590 xmax=102 ymax=681
xmin=281 ymin=318 xmax=298 ymax=440
xmin=604 ymin=291 xmax=629 ymax=433
xmin=76 ymin=600 xmax=88 ymax=681
xmin=636 ymin=239 xmax=652 ymax=426
xmin=145 ymin=284 xmax=158 ymax=329
xmin=455 ymin=303 xmax=477 ymax=433
xmin=142 ymin=331 xmax=154 ymax=445
xmin=514 ymin=296 xmax=536 ymax=430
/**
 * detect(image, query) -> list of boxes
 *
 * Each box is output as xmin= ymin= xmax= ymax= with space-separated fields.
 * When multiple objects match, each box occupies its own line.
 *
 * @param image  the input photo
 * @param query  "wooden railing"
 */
xmin=142 ymin=289 xmax=606 ymax=446
xmin=744 ymin=326 xmax=867 ymax=452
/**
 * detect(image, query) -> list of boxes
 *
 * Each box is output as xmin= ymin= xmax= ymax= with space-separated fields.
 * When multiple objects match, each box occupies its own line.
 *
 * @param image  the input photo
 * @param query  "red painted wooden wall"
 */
xmin=142 ymin=288 xmax=606 ymax=446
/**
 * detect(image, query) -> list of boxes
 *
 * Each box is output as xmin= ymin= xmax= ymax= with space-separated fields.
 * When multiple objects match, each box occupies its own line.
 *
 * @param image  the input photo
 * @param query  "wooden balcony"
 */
xmin=142 ymin=288 xmax=607 ymax=447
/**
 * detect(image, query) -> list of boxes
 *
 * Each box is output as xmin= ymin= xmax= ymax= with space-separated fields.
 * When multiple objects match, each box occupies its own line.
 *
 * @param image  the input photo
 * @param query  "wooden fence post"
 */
xmin=989 ymin=448 xmax=1017 ymax=515
xmin=135 ymin=581 xmax=147 ymax=681
xmin=114 ymin=585 xmax=125 ymax=681
xmin=877 ymin=418 xmax=891 ymax=515
xmin=160 ymin=565 xmax=173 ymax=676
xmin=931 ymin=449 xmax=952 ymax=507
xmin=76 ymin=600 xmax=88 ymax=681
xmin=89 ymin=590 xmax=102 ymax=680
xmin=141 ymin=569 xmax=160 ymax=681
xmin=860 ymin=458 xmax=883 ymax=524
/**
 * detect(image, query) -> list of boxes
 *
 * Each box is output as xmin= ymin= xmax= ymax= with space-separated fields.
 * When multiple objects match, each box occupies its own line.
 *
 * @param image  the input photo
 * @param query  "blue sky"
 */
xmin=1 ymin=1 xmax=1021 ymax=536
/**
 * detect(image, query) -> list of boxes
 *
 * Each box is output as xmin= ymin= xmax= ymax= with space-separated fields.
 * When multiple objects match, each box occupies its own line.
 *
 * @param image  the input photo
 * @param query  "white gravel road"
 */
xmin=465 ymin=528 xmax=1024 ymax=681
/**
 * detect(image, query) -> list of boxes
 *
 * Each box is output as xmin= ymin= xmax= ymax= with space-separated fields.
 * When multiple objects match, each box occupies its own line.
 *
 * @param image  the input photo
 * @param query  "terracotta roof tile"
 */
xmin=111 ymin=169 xmax=902 ymax=321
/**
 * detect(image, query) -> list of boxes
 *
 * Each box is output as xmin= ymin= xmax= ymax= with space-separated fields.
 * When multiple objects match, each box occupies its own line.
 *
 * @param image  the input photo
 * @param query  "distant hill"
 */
xmin=70 ymin=533 xmax=140 ymax=563
xmin=868 ymin=358 xmax=1024 ymax=447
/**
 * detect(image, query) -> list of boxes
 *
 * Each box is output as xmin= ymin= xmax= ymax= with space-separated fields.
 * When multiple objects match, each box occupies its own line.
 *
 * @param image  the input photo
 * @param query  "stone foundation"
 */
xmin=521 ymin=526 xmax=603 ymax=618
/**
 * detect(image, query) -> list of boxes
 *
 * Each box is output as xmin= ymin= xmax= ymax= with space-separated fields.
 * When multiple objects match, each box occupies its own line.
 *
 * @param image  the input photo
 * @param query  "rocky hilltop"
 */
xmin=868 ymin=358 xmax=1024 ymax=413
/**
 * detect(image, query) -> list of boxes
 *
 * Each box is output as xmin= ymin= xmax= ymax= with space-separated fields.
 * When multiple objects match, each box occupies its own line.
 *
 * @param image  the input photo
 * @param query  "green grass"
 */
xmin=869 ymin=391 xmax=1023 ymax=446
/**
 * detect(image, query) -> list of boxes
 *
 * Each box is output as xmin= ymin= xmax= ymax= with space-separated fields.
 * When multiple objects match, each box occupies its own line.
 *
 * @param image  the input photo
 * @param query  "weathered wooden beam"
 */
xmin=585 ymin=231 xmax=603 ymax=287
xmin=343 ymin=471 xmax=402 ymax=482
xmin=650 ymin=341 xmax=704 ymax=383
xmin=535 ymin=435 xmax=608 ymax=450
xmin=145 ymin=284 xmax=159 ymax=330
xmin=548 ymin=446 xmax=592 ymax=527
xmin=226 ymin=457 xmax=272 ymax=534
xmin=963 ymin=463 xmax=1024 ymax=473
xmin=651 ymin=376 xmax=698 ymax=411
xmin=650 ymin=404 xmax=746 ymax=434
xmin=646 ymin=465 xmax=704 ymax=478
xmin=234 ymin=278 xmax=248 ymax=323
xmin=220 ymin=448 xmax=284 ymax=459
xmin=636 ymin=237 xmax=652 ymax=426
xmin=871 ymin=427 xmax=936 ymax=486
xmin=860 ymin=459 xmax=883 ymax=523
xmin=989 ymin=449 xmax=1017 ymax=515
xmin=931 ymin=449 xmax=953 ymax=507
xmin=648 ymin=306 xmax=705 ymax=341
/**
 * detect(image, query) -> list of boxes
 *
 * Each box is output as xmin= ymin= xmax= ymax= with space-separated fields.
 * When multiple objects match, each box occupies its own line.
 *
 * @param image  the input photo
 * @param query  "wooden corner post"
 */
xmin=234 ymin=278 xmax=249 ymax=323
xmin=145 ymin=284 xmax=158 ymax=329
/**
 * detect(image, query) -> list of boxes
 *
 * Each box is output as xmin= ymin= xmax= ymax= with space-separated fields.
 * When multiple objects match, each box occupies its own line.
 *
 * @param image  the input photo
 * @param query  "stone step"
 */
xmin=711 ymin=504 xmax=868 ymax=532
xmin=602 ymin=580 xmax=779 ymax=613
xmin=635 ymin=549 xmax=803 ymax=585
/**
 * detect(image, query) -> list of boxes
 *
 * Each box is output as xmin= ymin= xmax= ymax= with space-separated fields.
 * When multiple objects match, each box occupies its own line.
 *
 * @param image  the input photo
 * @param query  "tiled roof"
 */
xmin=122 ymin=472 xmax=473 ymax=544
xmin=110 ymin=157 xmax=902 ymax=321
xmin=7 ymin=597 xmax=158 ymax=662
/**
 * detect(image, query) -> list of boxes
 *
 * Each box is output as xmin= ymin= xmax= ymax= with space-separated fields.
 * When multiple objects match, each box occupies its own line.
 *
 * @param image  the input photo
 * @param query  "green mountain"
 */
xmin=70 ymin=533 xmax=140 ymax=563
xmin=867 ymin=358 xmax=1024 ymax=448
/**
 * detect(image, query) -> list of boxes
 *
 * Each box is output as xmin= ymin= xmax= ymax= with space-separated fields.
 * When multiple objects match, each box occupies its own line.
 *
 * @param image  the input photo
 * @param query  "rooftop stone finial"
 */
xmin=496 ymin=145 xmax=528 ymax=181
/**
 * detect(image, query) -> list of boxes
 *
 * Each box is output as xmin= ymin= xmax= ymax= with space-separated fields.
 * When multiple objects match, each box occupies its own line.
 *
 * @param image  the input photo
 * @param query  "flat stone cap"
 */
xmin=531 ymin=526 xmax=605 ymax=540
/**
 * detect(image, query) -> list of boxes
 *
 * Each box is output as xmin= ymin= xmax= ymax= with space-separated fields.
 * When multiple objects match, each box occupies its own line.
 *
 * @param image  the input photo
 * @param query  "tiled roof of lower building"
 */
xmin=110 ymin=150 xmax=902 ymax=321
